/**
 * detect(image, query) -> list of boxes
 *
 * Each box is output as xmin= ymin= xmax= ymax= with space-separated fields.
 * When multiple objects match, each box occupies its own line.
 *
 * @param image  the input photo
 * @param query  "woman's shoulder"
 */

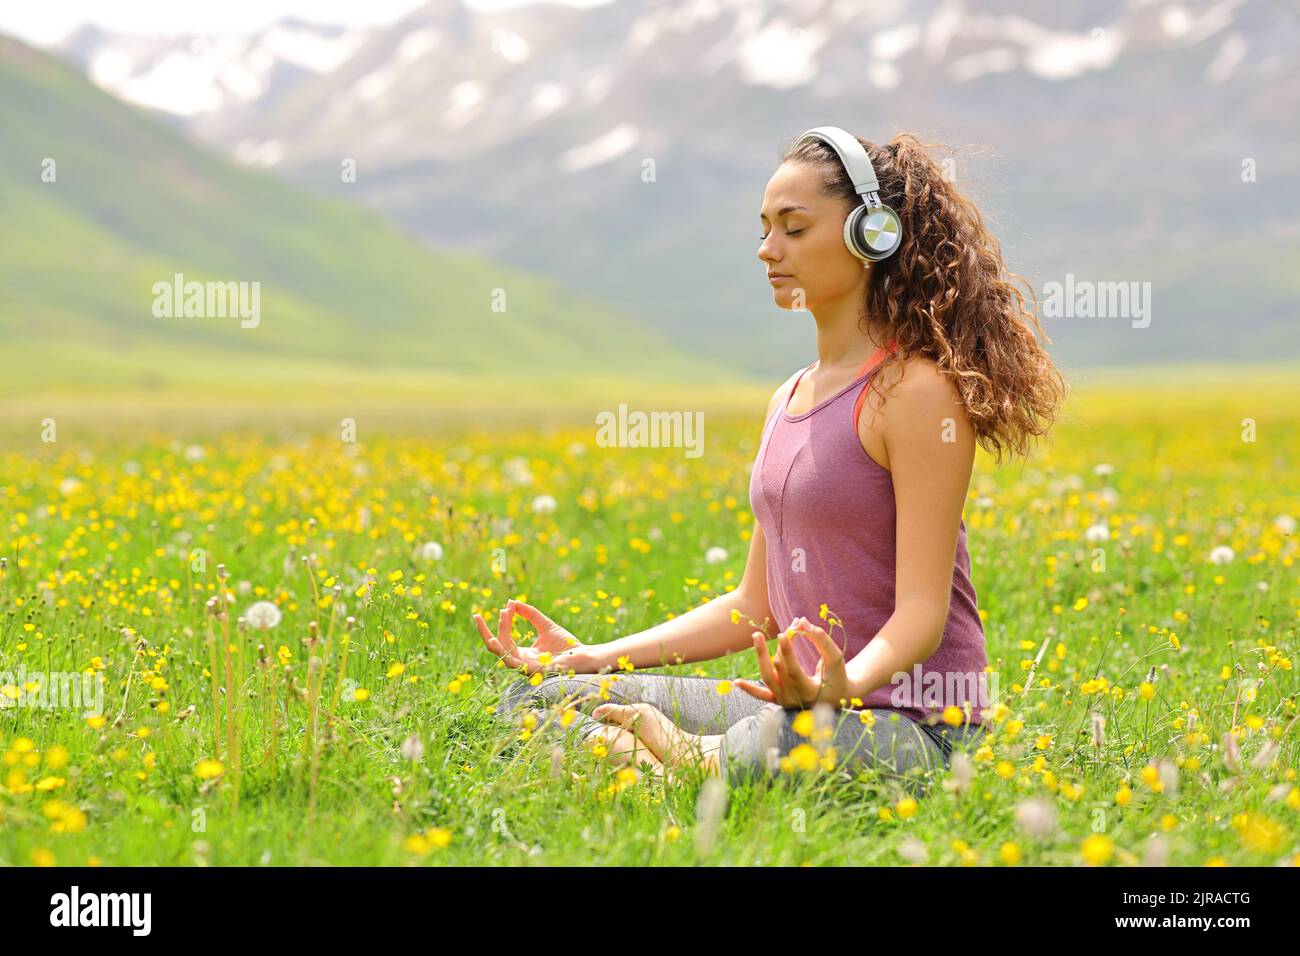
xmin=764 ymin=365 xmax=809 ymax=421
xmin=875 ymin=352 xmax=962 ymax=406
xmin=862 ymin=351 xmax=970 ymax=437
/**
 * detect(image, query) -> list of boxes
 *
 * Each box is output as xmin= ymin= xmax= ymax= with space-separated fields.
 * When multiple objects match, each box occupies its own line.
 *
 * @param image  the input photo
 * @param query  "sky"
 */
xmin=0 ymin=0 xmax=615 ymax=46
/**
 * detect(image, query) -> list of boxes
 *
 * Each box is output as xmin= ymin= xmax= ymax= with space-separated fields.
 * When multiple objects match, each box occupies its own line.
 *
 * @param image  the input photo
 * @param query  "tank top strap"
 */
xmin=786 ymin=363 xmax=815 ymax=404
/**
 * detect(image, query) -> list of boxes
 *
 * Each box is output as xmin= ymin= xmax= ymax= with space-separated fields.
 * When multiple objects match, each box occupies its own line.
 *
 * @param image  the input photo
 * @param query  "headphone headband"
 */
xmin=796 ymin=125 xmax=882 ymax=208
xmin=791 ymin=125 xmax=901 ymax=262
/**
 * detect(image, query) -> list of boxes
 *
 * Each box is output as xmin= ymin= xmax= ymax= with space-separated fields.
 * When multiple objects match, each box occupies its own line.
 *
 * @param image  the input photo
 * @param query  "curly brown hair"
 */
xmin=780 ymin=131 xmax=1068 ymax=464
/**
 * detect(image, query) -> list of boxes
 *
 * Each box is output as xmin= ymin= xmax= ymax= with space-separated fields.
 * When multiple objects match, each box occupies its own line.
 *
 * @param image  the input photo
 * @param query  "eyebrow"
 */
xmin=759 ymin=204 xmax=808 ymax=220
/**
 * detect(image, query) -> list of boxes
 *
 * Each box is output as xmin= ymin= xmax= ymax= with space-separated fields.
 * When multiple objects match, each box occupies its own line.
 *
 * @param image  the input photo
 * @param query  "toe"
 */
xmin=592 ymin=703 xmax=630 ymax=723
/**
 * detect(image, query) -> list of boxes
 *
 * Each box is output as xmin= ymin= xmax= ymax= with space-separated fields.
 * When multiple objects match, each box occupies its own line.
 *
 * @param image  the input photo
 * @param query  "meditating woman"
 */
xmin=475 ymin=126 xmax=1067 ymax=788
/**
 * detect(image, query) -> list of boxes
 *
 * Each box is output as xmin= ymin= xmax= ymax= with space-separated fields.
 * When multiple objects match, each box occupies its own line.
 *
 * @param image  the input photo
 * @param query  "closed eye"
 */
xmin=758 ymin=228 xmax=805 ymax=241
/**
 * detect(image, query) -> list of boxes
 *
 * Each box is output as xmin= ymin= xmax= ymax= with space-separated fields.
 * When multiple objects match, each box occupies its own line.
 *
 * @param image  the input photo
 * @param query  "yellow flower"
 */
xmin=1138 ymin=682 xmax=1155 ymax=700
xmin=48 ymin=803 xmax=87 ymax=834
xmin=1115 ymin=784 xmax=1133 ymax=806
xmin=664 ymin=826 xmax=682 ymax=843
xmin=46 ymin=745 xmax=69 ymax=770
xmin=447 ymin=679 xmax=462 ymax=693
xmin=1035 ymin=734 xmax=1053 ymax=751
xmin=34 ymin=776 xmax=66 ymax=792
xmin=195 ymin=759 xmax=224 ymax=780
xmin=942 ymin=706 xmax=964 ymax=727
xmin=1236 ymin=813 xmax=1285 ymax=854
xmin=403 ymin=833 xmax=431 ymax=855
xmin=616 ymin=767 xmax=639 ymax=790
xmin=1072 ymin=597 xmax=1088 ymax=611
xmin=729 ymin=609 xmax=742 ymax=624
xmin=617 ymin=655 xmax=634 ymax=672
xmin=386 ymin=662 xmax=406 ymax=678
xmin=354 ymin=688 xmax=370 ymax=701
xmin=1080 ymin=834 xmax=1114 ymax=866
xmin=895 ymin=798 xmax=918 ymax=819
xmin=536 ymin=652 xmax=553 ymax=666
xmin=788 ymin=743 xmax=819 ymax=771
xmin=999 ymin=842 xmax=1022 ymax=865
xmin=995 ymin=760 xmax=1016 ymax=780
xmin=31 ymin=848 xmax=56 ymax=867
xmin=715 ymin=680 xmax=733 ymax=696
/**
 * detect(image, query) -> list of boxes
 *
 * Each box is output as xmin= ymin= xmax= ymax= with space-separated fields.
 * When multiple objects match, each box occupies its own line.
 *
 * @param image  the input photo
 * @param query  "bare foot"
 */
xmin=585 ymin=722 xmax=666 ymax=777
xmin=592 ymin=702 xmax=722 ymax=777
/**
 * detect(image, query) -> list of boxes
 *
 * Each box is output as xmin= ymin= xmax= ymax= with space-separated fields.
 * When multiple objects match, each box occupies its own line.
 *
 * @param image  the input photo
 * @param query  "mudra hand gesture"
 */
xmin=473 ymin=599 xmax=595 ymax=676
xmin=734 ymin=616 xmax=855 ymax=709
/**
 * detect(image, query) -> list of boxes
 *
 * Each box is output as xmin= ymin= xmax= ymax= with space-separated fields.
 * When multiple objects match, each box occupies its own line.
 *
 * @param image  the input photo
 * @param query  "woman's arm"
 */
xmin=843 ymin=358 xmax=977 ymax=700
xmin=585 ymin=519 xmax=778 ymax=671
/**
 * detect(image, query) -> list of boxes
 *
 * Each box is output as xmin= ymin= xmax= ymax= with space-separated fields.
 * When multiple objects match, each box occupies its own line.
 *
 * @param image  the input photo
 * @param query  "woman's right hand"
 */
xmin=473 ymin=599 xmax=599 ymax=676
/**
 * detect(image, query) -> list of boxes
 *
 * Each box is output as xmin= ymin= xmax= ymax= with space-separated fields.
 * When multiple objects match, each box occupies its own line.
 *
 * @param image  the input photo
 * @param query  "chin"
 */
xmin=774 ymin=292 xmax=810 ymax=311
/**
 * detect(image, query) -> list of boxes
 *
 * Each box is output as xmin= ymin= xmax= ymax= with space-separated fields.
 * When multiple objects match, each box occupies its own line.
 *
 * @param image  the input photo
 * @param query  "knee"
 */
xmin=497 ymin=673 xmax=543 ymax=715
xmin=719 ymin=706 xmax=789 ymax=785
xmin=498 ymin=672 xmax=609 ymax=718
xmin=842 ymin=717 xmax=943 ymax=782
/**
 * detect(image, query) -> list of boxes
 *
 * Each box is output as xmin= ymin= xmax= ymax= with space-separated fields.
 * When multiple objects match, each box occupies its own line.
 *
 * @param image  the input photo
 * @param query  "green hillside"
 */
xmin=0 ymin=36 xmax=730 ymax=397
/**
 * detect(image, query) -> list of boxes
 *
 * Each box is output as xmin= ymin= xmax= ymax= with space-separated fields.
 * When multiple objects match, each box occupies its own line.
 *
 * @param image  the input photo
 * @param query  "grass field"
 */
xmin=0 ymin=367 xmax=1297 ymax=867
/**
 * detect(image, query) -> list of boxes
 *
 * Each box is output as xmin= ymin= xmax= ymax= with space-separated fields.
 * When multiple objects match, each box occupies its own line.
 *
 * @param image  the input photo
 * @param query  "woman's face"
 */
xmin=757 ymin=161 xmax=868 ymax=312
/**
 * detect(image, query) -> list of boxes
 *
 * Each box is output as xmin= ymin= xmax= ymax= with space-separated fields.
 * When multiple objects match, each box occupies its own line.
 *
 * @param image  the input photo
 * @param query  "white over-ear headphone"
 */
xmin=794 ymin=126 xmax=902 ymax=262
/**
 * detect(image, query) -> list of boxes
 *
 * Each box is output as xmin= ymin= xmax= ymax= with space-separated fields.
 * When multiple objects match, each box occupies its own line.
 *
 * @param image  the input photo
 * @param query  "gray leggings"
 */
xmin=496 ymin=670 xmax=987 ymax=792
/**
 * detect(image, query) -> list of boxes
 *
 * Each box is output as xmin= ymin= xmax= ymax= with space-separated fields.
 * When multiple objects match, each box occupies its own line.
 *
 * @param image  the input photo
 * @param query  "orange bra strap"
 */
xmin=852 ymin=338 xmax=899 ymax=433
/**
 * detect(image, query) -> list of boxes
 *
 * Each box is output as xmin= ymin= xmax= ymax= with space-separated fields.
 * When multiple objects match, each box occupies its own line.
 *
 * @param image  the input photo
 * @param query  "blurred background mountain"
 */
xmin=2 ymin=0 xmax=1298 ymax=404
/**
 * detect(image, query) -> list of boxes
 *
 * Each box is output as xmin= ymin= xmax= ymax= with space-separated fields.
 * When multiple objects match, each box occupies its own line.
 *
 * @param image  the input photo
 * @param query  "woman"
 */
xmin=474 ymin=128 xmax=1067 ymax=790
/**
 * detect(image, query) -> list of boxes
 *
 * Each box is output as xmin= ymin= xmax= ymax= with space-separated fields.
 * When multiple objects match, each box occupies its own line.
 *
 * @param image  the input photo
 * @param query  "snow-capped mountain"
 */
xmin=45 ymin=0 xmax=1300 ymax=372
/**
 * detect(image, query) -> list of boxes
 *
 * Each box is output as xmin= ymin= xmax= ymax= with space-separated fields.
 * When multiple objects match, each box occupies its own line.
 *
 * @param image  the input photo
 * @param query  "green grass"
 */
xmin=0 ymin=369 xmax=1296 ymax=866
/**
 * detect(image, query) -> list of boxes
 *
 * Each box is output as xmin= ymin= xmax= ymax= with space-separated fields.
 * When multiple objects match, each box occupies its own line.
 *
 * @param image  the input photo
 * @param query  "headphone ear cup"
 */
xmin=845 ymin=203 xmax=903 ymax=261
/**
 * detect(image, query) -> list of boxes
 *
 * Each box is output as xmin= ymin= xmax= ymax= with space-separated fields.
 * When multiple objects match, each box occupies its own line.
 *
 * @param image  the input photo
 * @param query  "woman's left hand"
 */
xmin=734 ymin=617 xmax=856 ymax=709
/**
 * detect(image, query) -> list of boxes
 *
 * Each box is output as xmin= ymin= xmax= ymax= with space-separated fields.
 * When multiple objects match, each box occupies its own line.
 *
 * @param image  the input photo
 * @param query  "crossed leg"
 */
xmin=496 ymin=669 xmax=977 ymax=789
xmin=496 ymin=670 xmax=770 ymax=778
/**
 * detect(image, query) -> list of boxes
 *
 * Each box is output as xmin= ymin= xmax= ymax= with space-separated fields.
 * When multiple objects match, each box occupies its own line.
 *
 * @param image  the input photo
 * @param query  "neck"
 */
xmin=809 ymin=285 xmax=889 ymax=372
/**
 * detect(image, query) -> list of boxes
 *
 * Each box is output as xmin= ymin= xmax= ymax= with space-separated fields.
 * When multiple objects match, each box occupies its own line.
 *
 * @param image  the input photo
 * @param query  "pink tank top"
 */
xmin=748 ymin=355 xmax=989 ymax=725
